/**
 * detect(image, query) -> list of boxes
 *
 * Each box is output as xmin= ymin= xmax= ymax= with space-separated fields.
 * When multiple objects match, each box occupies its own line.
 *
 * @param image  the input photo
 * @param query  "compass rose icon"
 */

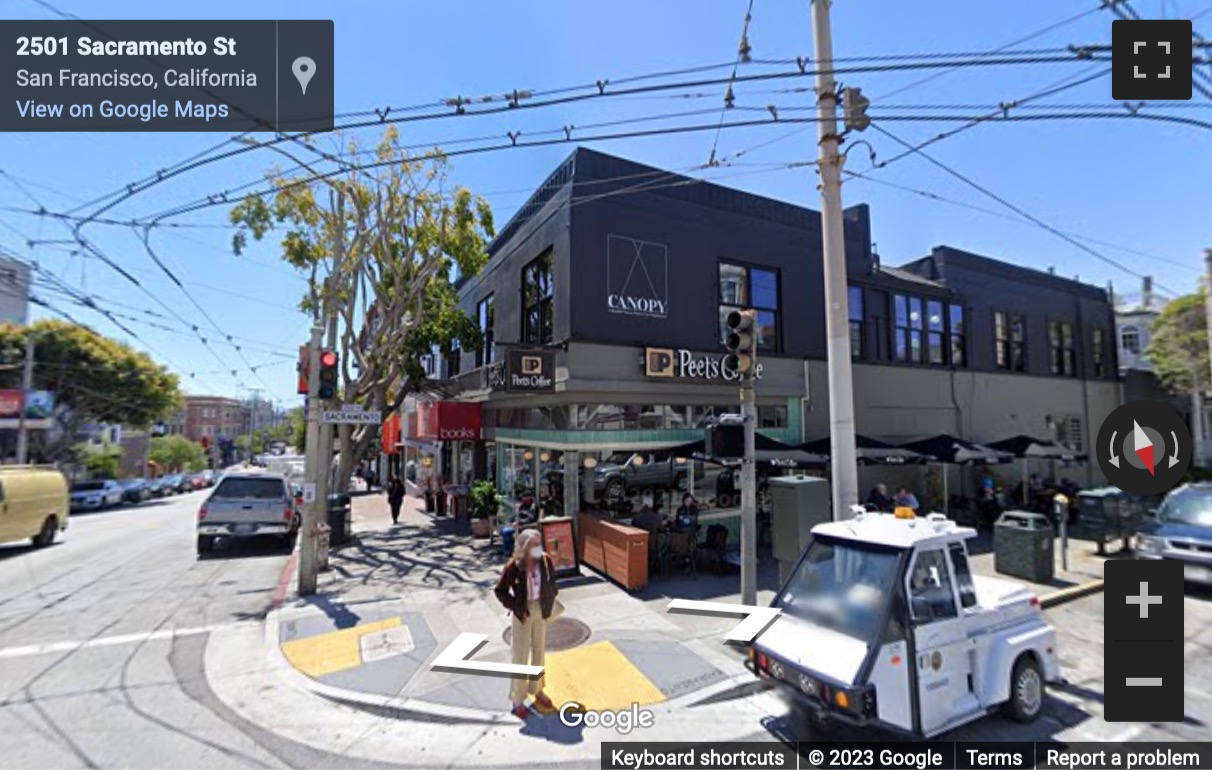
xmin=1098 ymin=401 xmax=1191 ymax=496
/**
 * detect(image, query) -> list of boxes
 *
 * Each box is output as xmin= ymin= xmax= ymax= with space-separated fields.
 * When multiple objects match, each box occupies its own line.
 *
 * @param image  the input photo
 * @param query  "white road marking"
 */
xmin=0 ymin=624 xmax=231 ymax=660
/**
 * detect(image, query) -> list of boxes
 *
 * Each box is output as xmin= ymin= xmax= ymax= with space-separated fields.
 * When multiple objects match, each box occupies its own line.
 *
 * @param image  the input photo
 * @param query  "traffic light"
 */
xmin=318 ymin=349 xmax=339 ymax=400
xmin=724 ymin=309 xmax=757 ymax=376
xmin=842 ymin=86 xmax=870 ymax=132
xmin=296 ymin=345 xmax=310 ymax=395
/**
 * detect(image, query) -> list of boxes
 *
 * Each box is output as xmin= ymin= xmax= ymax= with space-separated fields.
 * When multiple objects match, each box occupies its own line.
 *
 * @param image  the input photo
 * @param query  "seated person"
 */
xmin=894 ymin=486 xmax=921 ymax=514
xmin=866 ymin=483 xmax=892 ymax=512
xmin=515 ymin=494 xmax=539 ymax=525
xmin=674 ymin=493 xmax=700 ymax=532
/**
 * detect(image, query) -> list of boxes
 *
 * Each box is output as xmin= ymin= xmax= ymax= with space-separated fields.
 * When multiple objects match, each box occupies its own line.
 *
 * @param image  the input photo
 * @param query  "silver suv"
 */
xmin=196 ymin=472 xmax=298 ymax=555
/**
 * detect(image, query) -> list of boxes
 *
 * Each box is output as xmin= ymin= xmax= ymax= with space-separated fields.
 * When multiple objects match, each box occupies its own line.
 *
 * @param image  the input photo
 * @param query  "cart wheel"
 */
xmin=1005 ymin=655 xmax=1044 ymax=723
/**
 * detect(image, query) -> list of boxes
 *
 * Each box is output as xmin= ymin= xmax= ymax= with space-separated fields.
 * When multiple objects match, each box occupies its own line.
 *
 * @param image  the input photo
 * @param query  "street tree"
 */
xmin=149 ymin=435 xmax=207 ymax=473
xmin=1148 ymin=293 xmax=1210 ymax=394
xmin=230 ymin=128 xmax=494 ymax=490
xmin=0 ymin=320 xmax=183 ymax=460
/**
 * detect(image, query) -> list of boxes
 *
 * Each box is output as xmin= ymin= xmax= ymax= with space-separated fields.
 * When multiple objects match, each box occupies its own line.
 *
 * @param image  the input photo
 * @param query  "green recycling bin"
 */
xmin=994 ymin=510 xmax=1054 ymax=583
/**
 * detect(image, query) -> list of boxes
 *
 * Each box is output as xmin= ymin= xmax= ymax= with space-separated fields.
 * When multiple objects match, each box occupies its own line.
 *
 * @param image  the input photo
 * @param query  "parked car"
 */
xmin=69 ymin=479 xmax=124 ymax=511
xmin=147 ymin=476 xmax=172 ymax=497
xmin=590 ymin=452 xmax=705 ymax=501
xmin=196 ymin=471 xmax=299 ymax=555
xmin=197 ymin=469 xmax=217 ymax=488
xmin=118 ymin=478 xmax=152 ymax=504
xmin=0 ymin=466 xmax=69 ymax=547
xmin=162 ymin=474 xmax=190 ymax=494
xmin=1136 ymin=482 xmax=1212 ymax=585
xmin=186 ymin=473 xmax=208 ymax=491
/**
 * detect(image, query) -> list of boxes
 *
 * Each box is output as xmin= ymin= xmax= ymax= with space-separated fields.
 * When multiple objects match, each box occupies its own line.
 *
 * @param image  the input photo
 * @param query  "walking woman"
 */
xmin=387 ymin=476 xmax=405 ymax=524
xmin=493 ymin=528 xmax=559 ymax=720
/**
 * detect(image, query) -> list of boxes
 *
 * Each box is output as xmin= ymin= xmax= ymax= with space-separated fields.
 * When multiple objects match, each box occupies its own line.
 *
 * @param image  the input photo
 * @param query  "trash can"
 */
xmin=315 ymin=522 xmax=331 ymax=570
xmin=327 ymin=493 xmax=352 ymax=546
xmin=994 ymin=511 xmax=1054 ymax=583
xmin=1074 ymin=488 xmax=1134 ymax=555
xmin=501 ymin=525 xmax=516 ymax=559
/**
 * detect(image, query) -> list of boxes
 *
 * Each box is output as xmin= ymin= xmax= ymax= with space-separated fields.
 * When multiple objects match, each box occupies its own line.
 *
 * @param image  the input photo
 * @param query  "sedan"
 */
xmin=119 ymin=478 xmax=152 ymax=504
xmin=69 ymin=479 xmax=124 ymax=511
xmin=1136 ymin=483 xmax=1212 ymax=585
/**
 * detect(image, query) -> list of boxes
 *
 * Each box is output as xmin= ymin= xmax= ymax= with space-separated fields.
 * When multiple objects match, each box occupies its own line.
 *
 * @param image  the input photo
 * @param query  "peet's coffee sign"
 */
xmin=491 ymin=349 xmax=556 ymax=393
xmin=644 ymin=347 xmax=763 ymax=382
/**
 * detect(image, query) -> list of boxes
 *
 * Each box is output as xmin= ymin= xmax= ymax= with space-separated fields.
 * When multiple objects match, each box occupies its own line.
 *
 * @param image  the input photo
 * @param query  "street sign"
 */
xmin=321 ymin=410 xmax=381 ymax=424
xmin=301 ymin=483 xmax=316 ymax=504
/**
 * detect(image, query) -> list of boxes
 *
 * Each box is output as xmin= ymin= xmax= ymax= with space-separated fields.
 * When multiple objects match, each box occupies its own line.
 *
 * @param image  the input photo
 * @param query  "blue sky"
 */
xmin=1 ymin=0 xmax=1209 ymax=408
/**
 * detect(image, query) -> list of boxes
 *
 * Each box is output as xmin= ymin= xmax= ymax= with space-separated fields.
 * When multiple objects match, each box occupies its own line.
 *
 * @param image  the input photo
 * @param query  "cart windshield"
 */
xmin=776 ymin=537 xmax=901 ymax=642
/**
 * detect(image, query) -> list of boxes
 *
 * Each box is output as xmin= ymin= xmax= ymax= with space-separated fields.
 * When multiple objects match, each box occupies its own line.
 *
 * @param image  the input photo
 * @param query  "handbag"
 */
xmin=549 ymin=597 xmax=566 ymax=620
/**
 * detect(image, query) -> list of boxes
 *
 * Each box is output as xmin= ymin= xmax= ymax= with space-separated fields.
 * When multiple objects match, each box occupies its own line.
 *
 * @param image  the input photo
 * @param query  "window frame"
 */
xmin=1092 ymin=327 xmax=1108 ymax=378
xmin=848 ymin=285 xmax=864 ymax=360
xmin=949 ymin=304 xmax=966 ymax=368
xmin=1049 ymin=319 xmax=1077 ymax=377
xmin=476 ymin=294 xmax=495 ymax=368
xmin=717 ymin=260 xmax=781 ymax=354
xmin=906 ymin=548 xmax=960 ymax=625
xmin=993 ymin=310 xmax=1027 ymax=372
xmin=1121 ymin=325 xmax=1141 ymax=356
xmin=522 ymin=250 xmax=554 ymax=346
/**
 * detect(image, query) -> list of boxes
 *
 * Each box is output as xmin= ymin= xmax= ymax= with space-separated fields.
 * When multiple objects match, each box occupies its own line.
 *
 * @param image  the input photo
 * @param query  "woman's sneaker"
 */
xmin=511 ymin=704 xmax=530 ymax=721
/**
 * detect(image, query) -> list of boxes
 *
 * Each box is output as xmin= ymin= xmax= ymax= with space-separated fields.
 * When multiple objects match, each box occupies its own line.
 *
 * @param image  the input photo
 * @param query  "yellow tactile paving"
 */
xmin=542 ymin=641 xmax=666 ymax=711
xmin=280 ymin=617 xmax=402 ymax=677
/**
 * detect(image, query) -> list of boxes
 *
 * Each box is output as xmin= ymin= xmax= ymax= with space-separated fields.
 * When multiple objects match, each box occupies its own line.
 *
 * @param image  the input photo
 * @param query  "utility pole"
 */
xmin=1201 ymin=248 xmax=1212 ymax=466
xmin=725 ymin=309 xmax=759 ymax=606
xmin=15 ymin=332 xmax=34 ymax=464
xmin=812 ymin=0 xmax=860 ymax=519
xmin=298 ymin=325 xmax=324 ymax=596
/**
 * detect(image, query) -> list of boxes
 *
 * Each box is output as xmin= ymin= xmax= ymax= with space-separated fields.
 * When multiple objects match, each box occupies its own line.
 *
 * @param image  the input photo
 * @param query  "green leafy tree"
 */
xmin=1147 ymin=292 xmax=1210 ymax=396
xmin=82 ymin=445 xmax=122 ymax=479
xmin=149 ymin=435 xmax=207 ymax=473
xmin=230 ymin=128 xmax=494 ymax=490
xmin=0 ymin=320 xmax=183 ymax=460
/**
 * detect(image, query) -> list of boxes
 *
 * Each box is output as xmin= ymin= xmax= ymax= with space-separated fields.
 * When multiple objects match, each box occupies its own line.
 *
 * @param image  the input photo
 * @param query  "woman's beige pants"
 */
xmin=509 ymin=599 xmax=547 ymax=704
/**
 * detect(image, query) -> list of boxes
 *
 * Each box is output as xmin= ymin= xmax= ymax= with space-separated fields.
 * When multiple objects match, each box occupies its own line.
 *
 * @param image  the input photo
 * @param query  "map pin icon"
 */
xmin=291 ymin=56 xmax=316 ymax=95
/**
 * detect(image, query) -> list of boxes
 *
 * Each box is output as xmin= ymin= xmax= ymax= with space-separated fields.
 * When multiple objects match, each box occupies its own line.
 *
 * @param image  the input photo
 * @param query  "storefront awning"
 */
xmin=417 ymin=401 xmax=483 ymax=442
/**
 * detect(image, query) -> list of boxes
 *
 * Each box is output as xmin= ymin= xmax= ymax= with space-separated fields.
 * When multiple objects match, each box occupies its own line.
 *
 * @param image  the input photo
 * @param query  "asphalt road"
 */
xmin=0 ymin=491 xmax=300 ymax=769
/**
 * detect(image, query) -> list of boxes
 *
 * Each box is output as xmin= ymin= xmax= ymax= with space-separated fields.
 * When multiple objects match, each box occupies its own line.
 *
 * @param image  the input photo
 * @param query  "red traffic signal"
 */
xmin=320 ymin=350 xmax=338 ymax=368
xmin=318 ymin=349 xmax=339 ymax=399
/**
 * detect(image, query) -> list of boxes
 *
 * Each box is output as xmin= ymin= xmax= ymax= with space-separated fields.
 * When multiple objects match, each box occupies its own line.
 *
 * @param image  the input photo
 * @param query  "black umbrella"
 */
xmin=900 ymin=434 xmax=1014 ymax=466
xmin=666 ymin=434 xmax=827 ymax=469
xmin=987 ymin=434 xmax=1085 ymax=461
xmin=799 ymin=434 xmax=934 ymax=466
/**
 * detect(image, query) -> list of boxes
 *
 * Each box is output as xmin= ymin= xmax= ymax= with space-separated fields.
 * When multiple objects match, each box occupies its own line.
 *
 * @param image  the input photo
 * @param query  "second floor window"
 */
xmin=927 ymin=300 xmax=945 ymax=365
xmin=476 ymin=294 xmax=494 ymax=367
xmin=1050 ymin=321 xmax=1076 ymax=377
xmin=719 ymin=262 xmax=780 ymax=352
xmin=445 ymin=339 xmax=461 ymax=378
xmin=950 ymin=305 xmax=966 ymax=367
xmin=994 ymin=311 xmax=1026 ymax=372
xmin=1092 ymin=328 xmax=1108 ymax=378
xmin=848 ymin=286 xmax=863 ymax=359
xmin=1121 ymin=325 xmax=1141 ymax=355
xmin=894 ymin=294 xmax=925 ymax=362
xmin=523 ymin=250 xmax=554 ymax=345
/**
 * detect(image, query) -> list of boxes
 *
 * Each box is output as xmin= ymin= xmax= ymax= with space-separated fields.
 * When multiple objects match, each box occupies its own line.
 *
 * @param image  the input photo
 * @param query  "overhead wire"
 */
xmin=707 ymin=0 xmax=757 ymax=168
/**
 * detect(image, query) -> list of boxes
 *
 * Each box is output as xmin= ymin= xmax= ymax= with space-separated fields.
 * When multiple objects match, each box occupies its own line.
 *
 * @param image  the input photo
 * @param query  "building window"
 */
xmin=718 ymin=262 xmax=780 ymax=352
xmin=949 ymin=305 xmax=966 ymax=367
xmin=893 ymin=294 xmax=926 ymax=362
xmin=758 ymin=404 xmax=789 ymax=428
xmin=994 ymin=311 xmax=1027 ymax=372
xmin=848 ymin=286 xmax=863 ymax=360
xmin=1056 ymin=415 xmax=1084 ymax=453
xmin=1121 ymin=325 xmax=1141 ymax=355
xmin=522 ymin=250 xmax=554 ymax=345
xmin=445 ymin=339 xmax=461 ymax=378
xmin=476 ymin=294 xmax=494 ymax=367
xmin=1092 ymin=328 xmax=1108 ymax=378
xmin=1050 ymin=320 xmax=1076 ymax=377
xmin=927 ymin=300 xmax=945 ymax=365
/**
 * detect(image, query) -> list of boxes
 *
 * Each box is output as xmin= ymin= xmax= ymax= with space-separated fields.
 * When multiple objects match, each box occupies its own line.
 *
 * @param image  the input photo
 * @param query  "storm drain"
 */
xmin=503 ymin=617 xmax=592 ymax=651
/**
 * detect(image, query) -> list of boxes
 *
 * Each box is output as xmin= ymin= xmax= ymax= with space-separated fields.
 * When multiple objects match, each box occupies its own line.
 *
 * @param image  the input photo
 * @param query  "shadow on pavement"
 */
xmin=519 ymin=709 xmax=585 ymax=744
xmin=198 ymin=535 xmax=294 ymax=561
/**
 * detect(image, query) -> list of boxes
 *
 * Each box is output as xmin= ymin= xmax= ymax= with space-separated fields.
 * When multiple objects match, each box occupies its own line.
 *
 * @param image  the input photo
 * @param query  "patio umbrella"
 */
xmin=987 ymin=434 xmax=1087 ymax=506
xmin=899 ymin=434 xmax=1015 ymax=514
xmin=798 ymin=434 xmax=934 ymax=466
xmin=666 ymin=435 xmax=827 ymax=469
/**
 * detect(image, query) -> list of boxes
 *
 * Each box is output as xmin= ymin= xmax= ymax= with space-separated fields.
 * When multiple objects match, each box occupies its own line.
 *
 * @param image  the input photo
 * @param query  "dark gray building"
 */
xmin=424 ymin=148 xmax=1118 ymax=514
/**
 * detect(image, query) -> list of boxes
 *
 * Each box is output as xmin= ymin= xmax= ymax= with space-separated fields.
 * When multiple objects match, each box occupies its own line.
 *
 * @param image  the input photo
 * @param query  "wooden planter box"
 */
xmin=577 ymin=512 xmax=648 ymax=590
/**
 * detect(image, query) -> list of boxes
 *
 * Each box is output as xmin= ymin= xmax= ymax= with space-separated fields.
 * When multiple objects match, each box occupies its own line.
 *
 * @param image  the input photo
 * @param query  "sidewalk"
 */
xmin=268 ymin=493 xmax=777 ymax=726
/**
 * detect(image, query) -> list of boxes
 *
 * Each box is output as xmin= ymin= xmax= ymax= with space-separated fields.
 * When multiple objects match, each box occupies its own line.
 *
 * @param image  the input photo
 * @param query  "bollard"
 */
xmin=1053 ymin=493 xmax=1069 ymax=572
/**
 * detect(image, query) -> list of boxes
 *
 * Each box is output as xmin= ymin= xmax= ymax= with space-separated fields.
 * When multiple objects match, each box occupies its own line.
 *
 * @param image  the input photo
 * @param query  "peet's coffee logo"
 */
xmin=645 ymin=347 xmax=763 ymax=381
xmin=606 ymin=234 xmax=668 ymax=319
xmin=495 ymin=349 xmax=556 ymax=393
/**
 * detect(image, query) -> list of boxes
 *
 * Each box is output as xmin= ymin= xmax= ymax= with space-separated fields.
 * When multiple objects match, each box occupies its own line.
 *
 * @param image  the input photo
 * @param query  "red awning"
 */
xmin=417 ymin=401 xmax=482 ymax=442
xmin=381 ymin=413 xmax=402 ymax=455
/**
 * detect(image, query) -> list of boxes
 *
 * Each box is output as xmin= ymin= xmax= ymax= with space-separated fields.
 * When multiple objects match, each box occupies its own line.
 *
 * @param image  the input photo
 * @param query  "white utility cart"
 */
xmin=749 ymin=507 xmax=1061 ymax=738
